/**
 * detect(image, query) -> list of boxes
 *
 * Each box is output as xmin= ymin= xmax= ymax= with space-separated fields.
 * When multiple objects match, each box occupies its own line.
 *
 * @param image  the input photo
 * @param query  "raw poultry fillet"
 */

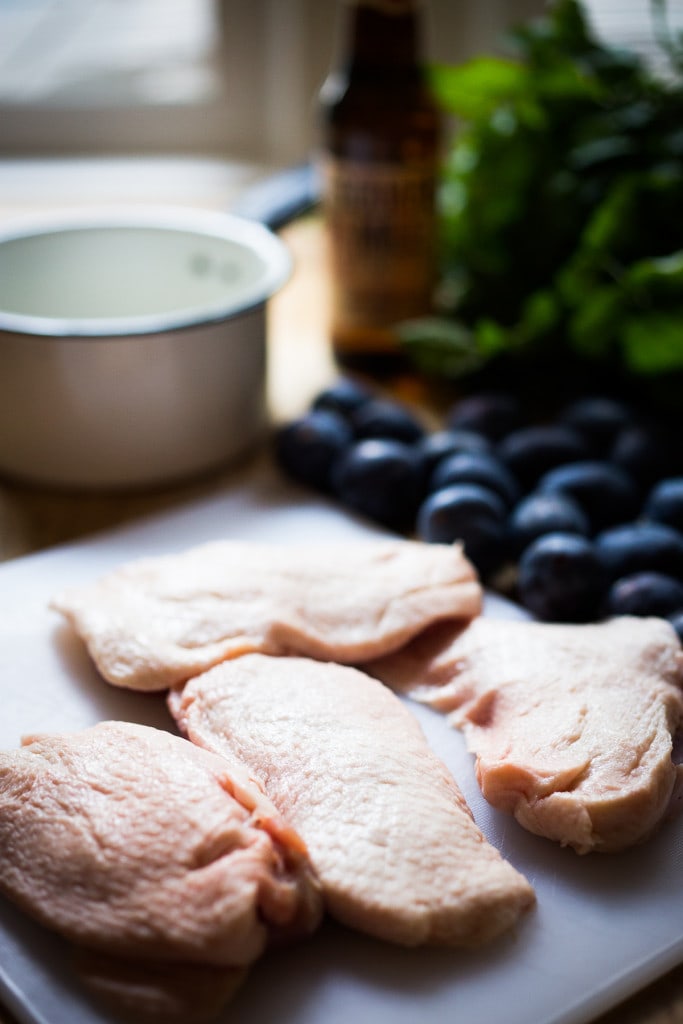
xmin=50 ymin=538 xmax=481 ymax=692
xmin=169 ymin=654 xmax=535 ymax=947
xmin=367 ymin=616 xmax=683 ymax=854
xmin=0 ymin=721 xmax=322 ymax=1019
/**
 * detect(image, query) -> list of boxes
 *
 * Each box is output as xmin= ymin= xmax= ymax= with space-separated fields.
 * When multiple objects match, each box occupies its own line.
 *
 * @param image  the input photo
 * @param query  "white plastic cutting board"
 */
xmin=1 ymin=461 xmax=683 ymax=1024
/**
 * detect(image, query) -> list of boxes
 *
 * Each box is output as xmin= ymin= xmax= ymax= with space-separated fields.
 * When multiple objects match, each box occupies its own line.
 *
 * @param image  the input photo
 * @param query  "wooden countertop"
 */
xmin=1 ymin=174 xmax=683 ymax=1024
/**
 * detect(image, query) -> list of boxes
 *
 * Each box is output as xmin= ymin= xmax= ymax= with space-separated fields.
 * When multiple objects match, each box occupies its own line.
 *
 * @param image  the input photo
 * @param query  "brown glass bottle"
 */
xmin=319 ymin=0 xmax=441 ymax=376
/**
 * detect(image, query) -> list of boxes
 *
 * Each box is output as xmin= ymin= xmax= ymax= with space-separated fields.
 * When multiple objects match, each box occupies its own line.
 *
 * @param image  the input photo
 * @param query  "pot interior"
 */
xmin=0 ymin=219 xmax=287 ymax=331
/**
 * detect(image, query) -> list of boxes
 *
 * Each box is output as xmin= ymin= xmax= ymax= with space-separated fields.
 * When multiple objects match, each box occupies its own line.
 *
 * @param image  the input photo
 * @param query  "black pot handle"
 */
xmin=231 ymin=163 xmax=321 ymax=231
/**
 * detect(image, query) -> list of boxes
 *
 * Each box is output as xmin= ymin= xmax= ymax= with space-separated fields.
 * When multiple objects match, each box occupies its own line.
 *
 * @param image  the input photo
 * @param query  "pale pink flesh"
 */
xmin=367 ymin=616 xmax=683 ymax=853
xmin=50 ymin=539 xmax=482 ymax=692
xmin=0 ymin=722 xmax=322 ymax=967
xmin=169 ymin=654 xmax=534 ymax=947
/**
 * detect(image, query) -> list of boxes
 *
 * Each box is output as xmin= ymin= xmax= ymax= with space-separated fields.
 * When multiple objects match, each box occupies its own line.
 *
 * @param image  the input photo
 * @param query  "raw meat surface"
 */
xmin=169 ymin=654 xmax=534 ymax=947
xmin=367 ymin=616 xmax=683 ymax=853
xmin=0 ymin=721 xmax=322 ymax=967
xmin=50 ymin=539 xmax=481 ymax=692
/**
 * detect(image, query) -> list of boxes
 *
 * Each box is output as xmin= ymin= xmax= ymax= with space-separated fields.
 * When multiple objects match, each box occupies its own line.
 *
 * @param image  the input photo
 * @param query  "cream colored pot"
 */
xmin=0 ymin=206 xmax=291 ymax=489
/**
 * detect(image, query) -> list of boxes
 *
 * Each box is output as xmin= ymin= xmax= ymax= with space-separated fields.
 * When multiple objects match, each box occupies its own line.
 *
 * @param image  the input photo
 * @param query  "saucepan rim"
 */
xmin=0 ymin=205 xmax=292 ymax=339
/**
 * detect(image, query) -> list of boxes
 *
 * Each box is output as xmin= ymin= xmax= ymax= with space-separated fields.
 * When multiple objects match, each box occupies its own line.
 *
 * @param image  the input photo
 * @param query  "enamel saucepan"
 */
xmin=0 ymin=203 xmax=294 ymax=489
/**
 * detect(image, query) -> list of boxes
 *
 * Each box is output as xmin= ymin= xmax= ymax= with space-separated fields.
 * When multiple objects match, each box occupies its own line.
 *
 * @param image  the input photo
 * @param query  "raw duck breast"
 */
xmin=367 ymin=616 xmax=683 ymax=854
xmin=169 ymin=654 xmax=534 ymax=947
xmin=50 ymin=539 xmax=481 ymax=692
xmin=0 ymin=721 xmax=322 ymax=1020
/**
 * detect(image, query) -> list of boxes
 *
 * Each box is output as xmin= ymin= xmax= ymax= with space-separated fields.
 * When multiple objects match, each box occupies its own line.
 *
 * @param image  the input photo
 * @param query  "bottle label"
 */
xmin=323 ymin=157 xmax=437 ymax=352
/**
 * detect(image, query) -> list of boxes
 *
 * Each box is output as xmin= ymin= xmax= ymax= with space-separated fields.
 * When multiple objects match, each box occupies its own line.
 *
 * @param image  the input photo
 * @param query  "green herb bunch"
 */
xmin=401 ymin=0 xmax=683 ymax=391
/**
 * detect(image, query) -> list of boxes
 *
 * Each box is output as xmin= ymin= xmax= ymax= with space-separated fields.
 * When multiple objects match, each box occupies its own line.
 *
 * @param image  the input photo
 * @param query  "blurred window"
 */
xmin=0 ymin=0 xmax=239 ymax=157
xmin=0 ymin=1 xmax=677 ymax=161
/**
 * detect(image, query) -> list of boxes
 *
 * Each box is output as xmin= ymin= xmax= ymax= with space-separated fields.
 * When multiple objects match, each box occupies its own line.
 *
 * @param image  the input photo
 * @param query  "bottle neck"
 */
xmin=344 ymin=0 xmax=423 ymax=74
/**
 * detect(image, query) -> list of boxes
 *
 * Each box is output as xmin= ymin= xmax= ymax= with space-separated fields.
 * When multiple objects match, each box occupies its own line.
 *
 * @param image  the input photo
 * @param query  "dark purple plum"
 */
xmin=516 ymin=533 xmax=606 ymax=622
xmin=351 ymin=398 xmax=425 ymax=443
xmin=595 ymin=522 xmax=683 ymax=582
xmin=497 ymin=424 xmax=589 ymax=491
xmin=429 ymin=451 xmax=520 ymax=509
xmin=416 ymin=483 xmax=507 ymax=579
xmin=643 ymin=478 xmax=683 ymax=532
xmin=446 ymin=392 xmax=521 ymax=441
xmin=311 ymin=376 xmax=373 ymax=417
xmin=416 ymin=429 xmax=492 ymax=480
xmin=275 ymin=409 xmax=353 ymax=492
xmin=508 ymin=492 xmax=590 ymax=557
xmin=558 ymin=396 xmax=633 ymax=455
xmin=609 ymin=422 xmax=677 ymax=490
xmin=331 ymin=438 xmax=422 ymax=532
xmin=605 ymin=572 xmax=683 ymax=618
xmin=537 ymin=460 xmax=639 ymax=533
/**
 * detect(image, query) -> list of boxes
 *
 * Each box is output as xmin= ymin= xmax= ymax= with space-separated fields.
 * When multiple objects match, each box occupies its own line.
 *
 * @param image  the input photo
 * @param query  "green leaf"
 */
xmin=517 ymin=290 xmax=562 ymax=341
xmin=397 ymin=318 xmax=485 ymax=378
xmin=567 ymin=135 xmax=637 ymax=171
xmin=620 ymin=311 xmax=683 ymax=373
xmin=580 ymin=176 xmax=637 ymax=253
xmin=529 ymin=59 xmax=605 ymax=102
xmin=428 ymin=58 xmax=528 ymax=119
xmin=624 ymin=250 xmax=683 ymax=295
xmin=474 ymin=318 xmax=511 ymax=356
xmin=568 ymin=286 xmax=623 ymax=357
xmin=410 ymin=0 xmax=683 ymax=387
